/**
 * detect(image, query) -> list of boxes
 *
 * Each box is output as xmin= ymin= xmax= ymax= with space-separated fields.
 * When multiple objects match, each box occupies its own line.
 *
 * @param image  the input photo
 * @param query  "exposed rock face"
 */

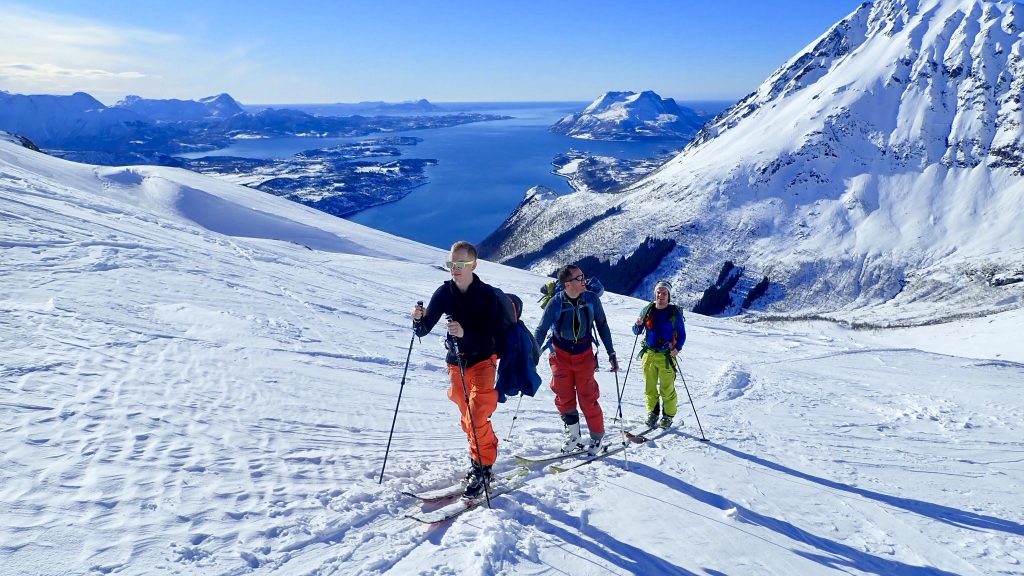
xmin=0 ymin=131 xmax=42 ymax=152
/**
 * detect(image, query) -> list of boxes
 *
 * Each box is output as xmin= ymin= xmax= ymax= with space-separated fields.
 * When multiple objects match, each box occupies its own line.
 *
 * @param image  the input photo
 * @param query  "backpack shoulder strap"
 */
xmin=641 ymin=302 xmax=656 ymax=322
xmin=582 ymin=292 xmax=600 ymax=350
xmin=492 ymin=286 xmax=517 ymax=324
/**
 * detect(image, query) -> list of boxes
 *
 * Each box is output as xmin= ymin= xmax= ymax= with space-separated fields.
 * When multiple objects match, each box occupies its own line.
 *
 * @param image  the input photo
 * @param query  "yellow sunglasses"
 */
xmin=445 ymin=259 xmax=476 ymax=270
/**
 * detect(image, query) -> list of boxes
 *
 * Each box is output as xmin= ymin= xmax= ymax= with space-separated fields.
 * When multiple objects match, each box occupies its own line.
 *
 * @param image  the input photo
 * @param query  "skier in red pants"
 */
xmin=533 ymin=265 xmax=618 ymax=455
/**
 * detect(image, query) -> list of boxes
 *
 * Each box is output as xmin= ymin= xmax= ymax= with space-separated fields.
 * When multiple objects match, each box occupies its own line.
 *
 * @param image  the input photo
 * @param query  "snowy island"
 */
xmin=552 ymin=148 xmax=682 ymax=193
xmin=181 ymin=138 xmax=436 ymax=217
xmin=550 ymin=90 xmax=708 ymax=140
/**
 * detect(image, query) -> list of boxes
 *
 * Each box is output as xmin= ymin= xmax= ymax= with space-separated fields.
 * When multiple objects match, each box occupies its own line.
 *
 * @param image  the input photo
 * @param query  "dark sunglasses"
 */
xmin=563 ymin=273 xmax=585 ymax=284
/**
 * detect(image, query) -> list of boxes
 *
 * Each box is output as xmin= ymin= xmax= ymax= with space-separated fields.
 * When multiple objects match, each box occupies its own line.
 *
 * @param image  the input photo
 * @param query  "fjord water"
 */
xmin=350 ymin=102 xmax=694 ymax=248
xmin=186 ymin=102 xmax=725 ymax=248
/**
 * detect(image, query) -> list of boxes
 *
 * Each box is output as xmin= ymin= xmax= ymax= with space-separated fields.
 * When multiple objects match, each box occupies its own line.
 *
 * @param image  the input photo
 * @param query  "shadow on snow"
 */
xmin=626 ymin=459 xmax=960 ymax=575
xmin=515 ymin=492 xmax=698 ymax=575
xmin=706 ymin=438 xmax=1024 ymax=537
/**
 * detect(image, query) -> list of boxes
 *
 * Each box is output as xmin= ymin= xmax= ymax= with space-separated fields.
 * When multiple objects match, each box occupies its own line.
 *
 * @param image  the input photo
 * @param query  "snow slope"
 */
xmin=1 ymin=137 xmax=1022 ymax=575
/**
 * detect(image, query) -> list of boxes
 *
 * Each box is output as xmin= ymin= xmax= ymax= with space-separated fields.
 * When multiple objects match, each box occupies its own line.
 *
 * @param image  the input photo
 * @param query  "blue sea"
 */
xmin=182 ymin=101 xmax=731 ymax=249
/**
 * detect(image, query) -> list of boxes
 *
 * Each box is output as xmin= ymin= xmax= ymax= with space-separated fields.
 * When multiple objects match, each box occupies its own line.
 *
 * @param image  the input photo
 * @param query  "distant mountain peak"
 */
xmin=551 ymin=90 xmax=704 ymax=140
xmin=114 ymin=93 xmax=244 ymax=122
xmin=198 ymin=93 xmax=242 ymax=106
xmin=116 ymin=94 xmax=143 ymax=106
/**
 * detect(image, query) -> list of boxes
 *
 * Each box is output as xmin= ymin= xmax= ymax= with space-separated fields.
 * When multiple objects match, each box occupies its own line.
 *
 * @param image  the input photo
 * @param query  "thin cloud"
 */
xmin=0 ymin=63 xmax=147 ymax=80
xmin=0 ymin=4 xmax=179 ymax=49
xmin=0 ymin=3 xmax=178 ymax=95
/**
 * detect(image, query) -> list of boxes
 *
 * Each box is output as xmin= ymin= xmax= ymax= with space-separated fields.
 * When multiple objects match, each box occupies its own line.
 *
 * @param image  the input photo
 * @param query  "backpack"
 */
xmin=538 ymin=280 xmax=559 ymax=310
xmin=537 ymin=276 xmax=605 ymax=309
xmin=538 ymin=289 xmax=606 ymax=368
xmin=493 ymin=288 xmax=542 ymax=403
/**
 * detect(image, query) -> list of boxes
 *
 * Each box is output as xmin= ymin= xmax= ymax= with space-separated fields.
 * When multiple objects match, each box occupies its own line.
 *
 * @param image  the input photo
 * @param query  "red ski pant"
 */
xmin=447 ymin=355 xmax=499 ymax=466
xmin=548 ymin=346 xmax=604 ymax=435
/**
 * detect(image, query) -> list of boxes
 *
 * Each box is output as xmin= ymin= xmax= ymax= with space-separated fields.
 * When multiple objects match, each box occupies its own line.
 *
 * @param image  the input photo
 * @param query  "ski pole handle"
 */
xmin=412 ymin=301 xmax=424 ymax=342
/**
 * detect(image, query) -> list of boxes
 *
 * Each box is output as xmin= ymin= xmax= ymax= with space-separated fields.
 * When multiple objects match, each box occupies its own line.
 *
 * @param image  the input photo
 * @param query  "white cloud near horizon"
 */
xmin=0 ymin=4 xmax=177 ymax=99
xmin=1 ymin=63 xmax=148 ymax=80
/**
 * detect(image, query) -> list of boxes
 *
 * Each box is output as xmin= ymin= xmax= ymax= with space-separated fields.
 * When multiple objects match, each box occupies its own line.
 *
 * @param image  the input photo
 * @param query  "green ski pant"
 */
xmin=642 ymin=350 xmax=678 ymax=417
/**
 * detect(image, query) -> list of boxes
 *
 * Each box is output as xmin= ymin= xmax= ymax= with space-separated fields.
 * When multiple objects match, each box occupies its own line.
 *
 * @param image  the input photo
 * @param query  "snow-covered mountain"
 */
xmin=550 ymin=90 xmax=706 ymax=140
xmin=2 ymin=132 xmax=1022 ymax=574
xmin=486 ymin=0 xmax=1024 ymax=325
xmin=0 ymin=91 xmax=147 ymax=148
xmin=115 ymin=93 xmax=245 ymax=122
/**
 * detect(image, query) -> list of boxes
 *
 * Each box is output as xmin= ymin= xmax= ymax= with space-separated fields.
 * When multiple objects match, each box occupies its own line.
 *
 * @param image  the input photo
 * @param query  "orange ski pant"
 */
xmin=548 ymin=346 xmax=605 ymax=435
xmin=447 ymin=355 xmax=499 ymax=466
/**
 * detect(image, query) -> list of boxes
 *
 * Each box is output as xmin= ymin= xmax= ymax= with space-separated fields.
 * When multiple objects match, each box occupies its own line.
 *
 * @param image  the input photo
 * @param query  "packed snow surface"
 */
xmin=1 ymin=138 xmax=1022 ymax=574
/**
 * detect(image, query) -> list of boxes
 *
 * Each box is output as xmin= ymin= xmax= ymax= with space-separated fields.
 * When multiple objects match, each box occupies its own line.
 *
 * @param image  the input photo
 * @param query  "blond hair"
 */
xmin=450 ymin=240 xmax=478 ymax=259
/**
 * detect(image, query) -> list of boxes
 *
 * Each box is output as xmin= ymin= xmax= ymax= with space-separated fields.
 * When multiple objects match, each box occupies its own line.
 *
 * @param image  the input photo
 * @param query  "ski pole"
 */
xmin=616 ymin=330 xmax=642 ymax=420
xmin=448 ymin=316 xmax=492 ymax=507
xmin=672 ymin=358 xmax=708 ymax=442
xmin=378 ymin=301 xmax=422 ymax=484
xmin=611 ymin=366 xmax=630 ymax=470
xmin=504 ymin=393 xmax=525 ymax=442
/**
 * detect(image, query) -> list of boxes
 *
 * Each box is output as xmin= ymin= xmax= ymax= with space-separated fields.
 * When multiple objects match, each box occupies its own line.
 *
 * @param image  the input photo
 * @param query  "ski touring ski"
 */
xmin=623 ymin=426 xmax=658 ymax=443
xmin=405 ymin=467 xmax=530 ymax=524
xmin=401 ymin=466 xmax=528 ymax=503
xmin=516 ymin=421 xmax=660 ymax=466
xmin=548 ymin=425 xmax=674 ymax=473
xmin=513 ymin=446 xmax=587 ymax=466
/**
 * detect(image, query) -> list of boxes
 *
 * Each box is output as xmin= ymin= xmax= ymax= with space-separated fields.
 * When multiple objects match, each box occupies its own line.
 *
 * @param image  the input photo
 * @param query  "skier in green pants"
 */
xmin=631 ymin=280 xmax=687 ymax=428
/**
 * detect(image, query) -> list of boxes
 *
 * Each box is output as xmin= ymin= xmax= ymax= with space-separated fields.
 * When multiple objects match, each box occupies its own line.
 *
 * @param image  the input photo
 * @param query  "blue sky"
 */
xmin=0 ymin=1 xmax=863 ymax=105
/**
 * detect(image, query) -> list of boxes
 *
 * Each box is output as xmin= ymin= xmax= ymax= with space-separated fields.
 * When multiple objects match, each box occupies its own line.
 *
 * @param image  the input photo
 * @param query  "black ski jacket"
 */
xmin=416 ymin=274 xmax=511 ymax=368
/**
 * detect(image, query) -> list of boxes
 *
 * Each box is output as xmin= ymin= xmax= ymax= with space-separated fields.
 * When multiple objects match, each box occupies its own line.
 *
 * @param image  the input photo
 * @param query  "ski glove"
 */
xmin=608 ymin=353 xmax=619 ymax=372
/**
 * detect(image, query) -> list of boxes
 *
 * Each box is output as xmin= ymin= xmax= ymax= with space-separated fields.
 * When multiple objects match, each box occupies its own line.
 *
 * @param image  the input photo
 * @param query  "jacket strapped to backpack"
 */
xmin=493 ymin=288 xmax=542 ymax=403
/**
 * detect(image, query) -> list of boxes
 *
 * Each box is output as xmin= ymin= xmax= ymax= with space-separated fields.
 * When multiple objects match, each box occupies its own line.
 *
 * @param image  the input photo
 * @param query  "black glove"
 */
xmin=608 ymin=353 xmax=619 ymax=372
